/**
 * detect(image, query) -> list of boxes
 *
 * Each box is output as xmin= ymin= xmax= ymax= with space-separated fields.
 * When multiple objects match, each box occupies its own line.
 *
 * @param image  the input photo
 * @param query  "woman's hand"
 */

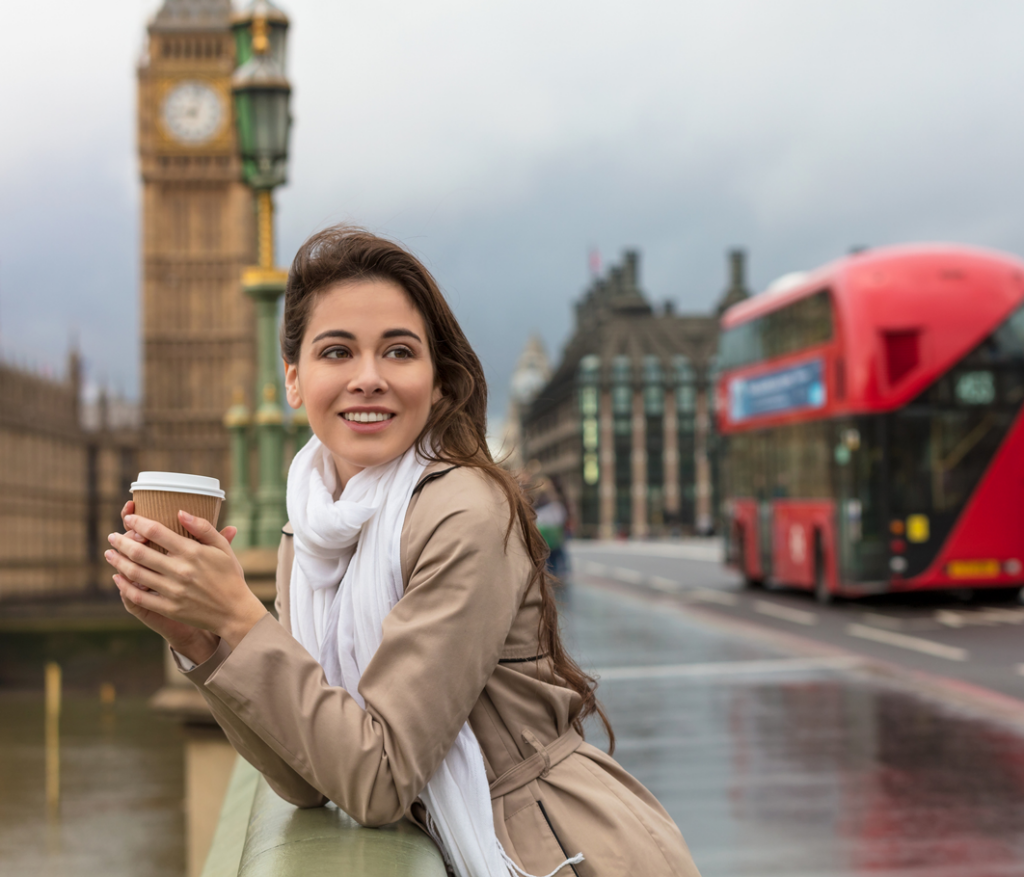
xmin=107 ymin=502 xmax=267 ymax=663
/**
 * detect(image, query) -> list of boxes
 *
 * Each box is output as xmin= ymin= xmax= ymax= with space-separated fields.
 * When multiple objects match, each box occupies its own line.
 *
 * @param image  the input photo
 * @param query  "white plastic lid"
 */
xmin=130 ymin=471 xmax=225 ymax=500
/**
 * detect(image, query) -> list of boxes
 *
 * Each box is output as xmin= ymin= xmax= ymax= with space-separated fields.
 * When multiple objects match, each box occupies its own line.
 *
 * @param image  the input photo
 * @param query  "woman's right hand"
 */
xmin=114 ymin=501 xmax=237 ymax=665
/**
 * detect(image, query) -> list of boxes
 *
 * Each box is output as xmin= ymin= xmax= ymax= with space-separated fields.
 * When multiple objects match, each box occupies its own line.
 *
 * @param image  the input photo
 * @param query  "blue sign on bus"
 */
xmin=728 ymin=358 xmax=826 ymax=422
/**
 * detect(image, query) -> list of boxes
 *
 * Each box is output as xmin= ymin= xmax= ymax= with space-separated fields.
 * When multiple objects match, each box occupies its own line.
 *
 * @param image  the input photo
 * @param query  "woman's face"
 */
xmin=284 ymin=279 xmax=440 ymax=485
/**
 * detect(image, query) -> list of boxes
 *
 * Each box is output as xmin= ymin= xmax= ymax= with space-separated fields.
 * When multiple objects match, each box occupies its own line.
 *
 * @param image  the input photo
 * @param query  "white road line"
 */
xmin=861 ymin=612 xmax=904 ymax=631
xmin=572 ymin=540 xmax=723 ymax=563
xmin=846 ymin=623 xmax=968 ymax=661
xmin=754 ymin=600 xmax=819 ymax=626
xmin=594 ymin=656 xmax=864 ymax=681
xmin=650 ymin=576 xmax=679 ymax=592
xmin=581 ymin=562 xmax=607 ymax=576
xmin=689 ymin=588 xmax=739 ymax=606
xmin=1015 ymin=664 xmax=1024 ymax=676
xmin=613 ymin=567 xmax=644 ymax=584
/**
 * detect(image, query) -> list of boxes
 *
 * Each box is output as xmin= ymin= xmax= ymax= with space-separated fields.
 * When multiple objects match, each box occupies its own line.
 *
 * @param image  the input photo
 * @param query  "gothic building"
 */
xmin=521 ymin=250 xmax=749 ymax=538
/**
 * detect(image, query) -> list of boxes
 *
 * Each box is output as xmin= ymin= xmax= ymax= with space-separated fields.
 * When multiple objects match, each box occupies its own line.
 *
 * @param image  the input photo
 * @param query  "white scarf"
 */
xmin=286 ymin=436 xmax=582 ymax=877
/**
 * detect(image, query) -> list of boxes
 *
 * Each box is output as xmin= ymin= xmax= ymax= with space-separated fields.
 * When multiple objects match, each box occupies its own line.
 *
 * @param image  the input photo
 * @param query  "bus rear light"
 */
xmin=1006 ymin=559 xmax=1023 ymax=576
xmin=889 ymin=519 xmax=905 ymax=535
xmin=890 ymin=556 xmax=908 ymax=573
xmin=906 ymin=515 xmax=930 ymax=542
xmin=890 ymin=539 xmax=906 ymax=553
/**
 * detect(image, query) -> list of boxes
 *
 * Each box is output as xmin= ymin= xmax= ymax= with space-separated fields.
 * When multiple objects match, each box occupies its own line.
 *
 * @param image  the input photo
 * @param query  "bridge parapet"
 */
xmin=201 ymin=758 xmax=447 ymax=877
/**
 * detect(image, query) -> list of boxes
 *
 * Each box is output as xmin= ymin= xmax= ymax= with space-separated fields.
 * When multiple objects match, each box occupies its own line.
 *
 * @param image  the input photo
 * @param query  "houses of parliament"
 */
xmin=0 ymin=0 xmax=260 ymax=601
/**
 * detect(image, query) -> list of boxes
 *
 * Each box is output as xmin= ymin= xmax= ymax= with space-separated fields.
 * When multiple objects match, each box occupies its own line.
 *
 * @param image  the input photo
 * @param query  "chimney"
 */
xmin=716 ymin=248 xmax=751 ymax=316
xmin=623 ymin=250 xmax=640 ymax=292
xmin=729 ymin=249 xmax=745 ymax=291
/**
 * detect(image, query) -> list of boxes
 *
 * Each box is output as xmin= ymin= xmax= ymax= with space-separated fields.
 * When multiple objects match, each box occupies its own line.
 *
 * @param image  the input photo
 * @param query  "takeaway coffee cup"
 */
xmin=130 ymin=472 xmax=225 ymax=554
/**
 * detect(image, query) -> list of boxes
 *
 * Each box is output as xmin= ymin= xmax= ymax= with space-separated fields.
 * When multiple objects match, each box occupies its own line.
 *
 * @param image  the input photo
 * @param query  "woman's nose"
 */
xmin=347 ymin=356 xmax=387 ymax=395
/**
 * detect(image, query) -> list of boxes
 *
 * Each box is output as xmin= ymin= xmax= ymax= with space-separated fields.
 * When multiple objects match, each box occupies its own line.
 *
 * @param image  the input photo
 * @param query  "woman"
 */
xmin=106 ymin=226 xmax=701 ymax=877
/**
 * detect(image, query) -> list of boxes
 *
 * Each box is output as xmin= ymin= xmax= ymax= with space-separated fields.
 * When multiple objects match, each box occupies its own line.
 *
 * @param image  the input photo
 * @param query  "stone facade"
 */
xmin=0 ymin=355 xmax=139 ymax=601
xmin=521 ymin=250 xmax=749 ymax=538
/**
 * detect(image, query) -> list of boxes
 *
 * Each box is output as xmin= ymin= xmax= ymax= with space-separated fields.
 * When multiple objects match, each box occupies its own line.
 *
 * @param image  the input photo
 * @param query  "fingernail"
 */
xmin=104 ymin=550 xmax=115 ymax=561
xmin=124 ymin=515 xmax=136 ymax=526
xmin=107 ymin=533 xmax=117 ymax=545
xmin=180 ymin=510 xmax=194 ymax=523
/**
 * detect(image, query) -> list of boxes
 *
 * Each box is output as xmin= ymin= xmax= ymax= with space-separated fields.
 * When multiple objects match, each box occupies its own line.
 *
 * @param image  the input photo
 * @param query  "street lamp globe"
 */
xmin=232 ymin=0 xmax=291 ymax=189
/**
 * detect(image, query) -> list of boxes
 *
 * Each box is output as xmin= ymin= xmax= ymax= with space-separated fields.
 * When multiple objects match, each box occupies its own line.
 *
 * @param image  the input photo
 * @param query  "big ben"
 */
xmin=137 ymin=0 xmax=256 ymax=486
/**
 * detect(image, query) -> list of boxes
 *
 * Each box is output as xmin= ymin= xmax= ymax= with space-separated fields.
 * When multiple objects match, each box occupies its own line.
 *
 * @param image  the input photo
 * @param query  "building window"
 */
xmin=612 ymin=355 xmax=632 ymax=531
xmin=675 ymin=355 xmax=696 ymax=527
xmin=643 ymin=356 xmax=664 ymax=527
xmin=578 ymin=355 xmax=601 ymax=532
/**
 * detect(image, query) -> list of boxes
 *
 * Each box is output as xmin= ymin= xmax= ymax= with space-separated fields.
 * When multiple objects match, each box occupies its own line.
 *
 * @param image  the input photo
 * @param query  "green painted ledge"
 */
xmin=201 ymin=759 xmax=447 ymax=877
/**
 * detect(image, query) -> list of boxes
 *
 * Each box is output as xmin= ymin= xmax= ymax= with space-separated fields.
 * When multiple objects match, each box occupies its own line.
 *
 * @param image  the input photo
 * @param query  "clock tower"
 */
xmin=137 ymin=0 xmax=256 ymax=486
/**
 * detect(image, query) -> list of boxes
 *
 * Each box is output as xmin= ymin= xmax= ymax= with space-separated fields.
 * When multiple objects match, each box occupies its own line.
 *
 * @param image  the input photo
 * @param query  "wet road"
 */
xmin=570 ymin=540 xmax=1024 ymax=702
xmin=563 ymin=576 xmax=1024 ymax=876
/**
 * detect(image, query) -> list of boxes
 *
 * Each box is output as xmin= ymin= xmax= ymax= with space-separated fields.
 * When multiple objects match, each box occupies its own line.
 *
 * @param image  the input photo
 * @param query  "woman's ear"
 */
xmin=284 ymin=359 xmax=303 ymax=410
xmin=431 ymin=382 xmax=443 ymax=406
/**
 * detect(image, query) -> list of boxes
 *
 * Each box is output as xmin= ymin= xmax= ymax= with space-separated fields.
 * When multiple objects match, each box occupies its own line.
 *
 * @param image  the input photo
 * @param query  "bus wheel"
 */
xmin=814 ymin=534 xmax=832 ymax=605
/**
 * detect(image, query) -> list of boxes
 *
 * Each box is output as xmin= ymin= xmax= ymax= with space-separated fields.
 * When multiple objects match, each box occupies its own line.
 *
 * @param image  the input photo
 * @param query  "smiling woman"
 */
xmin=106 ymin=225 xmax=700 ymax=877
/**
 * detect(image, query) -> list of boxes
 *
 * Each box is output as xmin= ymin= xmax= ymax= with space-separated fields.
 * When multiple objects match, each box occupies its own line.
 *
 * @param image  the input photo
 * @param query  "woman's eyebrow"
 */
xmin=382 ymin=328 xmax=422 ymax=342
xmin=311 ymin=329 xmax=356 ymax=343
xmin=311 ymin=328 xmax=422 ymax=343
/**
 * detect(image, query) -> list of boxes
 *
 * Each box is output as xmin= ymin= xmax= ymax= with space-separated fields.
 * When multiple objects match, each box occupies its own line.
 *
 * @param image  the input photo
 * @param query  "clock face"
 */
xmin=162 ymin=81 xmax=223 ymax=145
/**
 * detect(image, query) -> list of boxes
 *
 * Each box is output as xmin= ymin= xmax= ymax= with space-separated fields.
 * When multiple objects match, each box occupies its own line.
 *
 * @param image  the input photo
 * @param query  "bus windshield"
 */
xmin=885 ymin=302 xmax=1024 ymax=577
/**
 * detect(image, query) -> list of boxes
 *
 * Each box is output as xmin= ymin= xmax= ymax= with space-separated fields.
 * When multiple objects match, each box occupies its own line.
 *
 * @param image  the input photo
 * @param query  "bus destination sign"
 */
xmin=728 ymin=358 xmax=827 ymax=422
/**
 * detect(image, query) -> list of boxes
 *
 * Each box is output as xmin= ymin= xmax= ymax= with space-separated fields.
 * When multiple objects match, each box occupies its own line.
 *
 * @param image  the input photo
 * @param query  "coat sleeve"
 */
xmin=179 ymin=531 xmax=327 ymax=808
xmin=194 ymin=470 xmax=534 ymax=826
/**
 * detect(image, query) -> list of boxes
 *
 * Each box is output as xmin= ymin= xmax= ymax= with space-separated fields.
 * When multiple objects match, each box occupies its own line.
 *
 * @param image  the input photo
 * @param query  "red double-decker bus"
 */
xmin=717 ymin=244 xmax=1024 ymax=602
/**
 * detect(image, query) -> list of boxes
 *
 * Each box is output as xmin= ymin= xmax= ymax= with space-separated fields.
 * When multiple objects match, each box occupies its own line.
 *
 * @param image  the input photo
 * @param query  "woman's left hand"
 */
xmin=105 ymin=511 xmax=268 ymax=650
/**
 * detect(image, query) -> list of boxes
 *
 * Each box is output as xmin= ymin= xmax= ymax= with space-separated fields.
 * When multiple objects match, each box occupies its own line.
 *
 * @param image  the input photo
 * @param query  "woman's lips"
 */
xmin=339 ymin=412 xmax=396 ymax=434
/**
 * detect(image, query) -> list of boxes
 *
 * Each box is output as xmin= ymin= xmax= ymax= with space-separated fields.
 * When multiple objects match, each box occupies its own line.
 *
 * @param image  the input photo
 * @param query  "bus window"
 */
xmin=720 ymin=290 xmax=834 ymax=369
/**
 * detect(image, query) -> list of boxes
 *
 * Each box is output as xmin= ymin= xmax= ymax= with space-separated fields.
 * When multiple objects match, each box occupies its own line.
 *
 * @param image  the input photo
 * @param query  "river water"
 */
xmin=0 ymin=624 xmax=184 ymax=877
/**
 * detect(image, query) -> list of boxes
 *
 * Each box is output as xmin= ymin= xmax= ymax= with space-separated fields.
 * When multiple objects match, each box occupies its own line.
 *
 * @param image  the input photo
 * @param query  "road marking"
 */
xmin=754 ymin=600 xmax=818 ymax=626
xmin=581 ymin=562 xmax=607 ymax=576
xmin=650 ymin=576 xmax=679 ymax=592
xmin=861 ymin=612 xmax=904 ymax=631
xmin=689 ymin=588 xmax=739 ymax=606
xmin=613 ymin=567 xmax=644 ymax=584
xmin=594 ymin=656 xmax=864 ymax=681
xmin=573 ymin=540 xmax=723 ymax=563
xmin=846 ymin=623 xmax=968 ymax=661
xmin=1015 ymin=664 xmax=1024 ymax=677
xmin=936 ymin=607 xmax=1024 ymax=628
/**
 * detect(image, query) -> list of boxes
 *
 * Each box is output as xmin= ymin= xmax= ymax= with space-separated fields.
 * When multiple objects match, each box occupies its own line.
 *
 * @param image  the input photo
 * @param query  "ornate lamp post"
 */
xmin=226 ymin=0 xmax=292 ymax=548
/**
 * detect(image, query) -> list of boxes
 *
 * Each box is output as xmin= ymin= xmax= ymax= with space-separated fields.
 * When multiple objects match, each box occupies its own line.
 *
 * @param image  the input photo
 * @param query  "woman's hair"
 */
xmin=282 ymin=225 xmax=614 ymax=751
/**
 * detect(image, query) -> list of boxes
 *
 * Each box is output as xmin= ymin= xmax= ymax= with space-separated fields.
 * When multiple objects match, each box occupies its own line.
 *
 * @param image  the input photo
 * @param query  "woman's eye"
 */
xmin=321 ymin=346 xmax=351 ymax=360
xmin=385 ymin=346 xmax=414 ymax=360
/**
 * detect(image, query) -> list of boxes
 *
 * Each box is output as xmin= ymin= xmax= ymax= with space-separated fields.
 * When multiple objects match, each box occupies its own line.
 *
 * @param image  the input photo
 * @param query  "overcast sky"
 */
xmin=3 ymin=0 xmax=1024 ymax=423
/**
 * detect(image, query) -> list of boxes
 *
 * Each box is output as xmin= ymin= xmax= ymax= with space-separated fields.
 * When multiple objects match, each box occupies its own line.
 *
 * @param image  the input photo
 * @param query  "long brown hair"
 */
xmin=282 ymin=225 xmax=614 ymax=751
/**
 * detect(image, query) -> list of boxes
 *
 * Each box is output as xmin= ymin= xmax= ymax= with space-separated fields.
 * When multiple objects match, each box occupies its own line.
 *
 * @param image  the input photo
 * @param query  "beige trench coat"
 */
xmin=181 ymin=464 xmax=701 ymax=876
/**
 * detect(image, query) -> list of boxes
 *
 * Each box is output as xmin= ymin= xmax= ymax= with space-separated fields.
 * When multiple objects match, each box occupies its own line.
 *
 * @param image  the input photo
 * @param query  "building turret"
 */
xmin=716 ymin=248 xmax=751 ymax=316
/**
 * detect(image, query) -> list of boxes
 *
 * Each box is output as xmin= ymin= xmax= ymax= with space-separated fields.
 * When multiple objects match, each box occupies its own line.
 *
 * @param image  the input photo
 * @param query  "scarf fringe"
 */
xmin=427 ymin=809 xmax=584 ymax=877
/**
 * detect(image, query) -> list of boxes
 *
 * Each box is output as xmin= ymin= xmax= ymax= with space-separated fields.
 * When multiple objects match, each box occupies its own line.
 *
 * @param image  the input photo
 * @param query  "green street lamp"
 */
xmin=232 ymin=0 xmax=291 ymax=194
xmin=227 ymin=0 xmax=293 ymax=549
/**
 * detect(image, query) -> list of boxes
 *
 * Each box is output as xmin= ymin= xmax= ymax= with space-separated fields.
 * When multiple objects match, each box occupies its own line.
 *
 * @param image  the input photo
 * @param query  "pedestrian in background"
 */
xmin=533 ymin=477 xmax=569 ymax=581
xmin=106 ymin=225 xmax=701 ymax=877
